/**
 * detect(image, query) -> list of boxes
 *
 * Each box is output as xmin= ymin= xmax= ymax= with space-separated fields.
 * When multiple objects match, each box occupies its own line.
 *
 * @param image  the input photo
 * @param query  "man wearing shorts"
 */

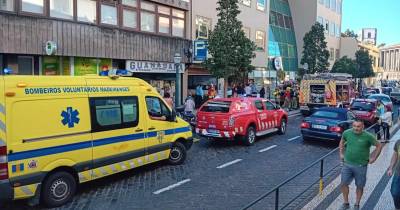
xmin=339 ymin=120 xmax=383 ymax=209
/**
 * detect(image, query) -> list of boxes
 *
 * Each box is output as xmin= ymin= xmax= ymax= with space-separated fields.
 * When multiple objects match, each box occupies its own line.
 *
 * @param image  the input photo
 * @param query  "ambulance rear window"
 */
xmin=90 ymin=96 xmax=139 ymax=132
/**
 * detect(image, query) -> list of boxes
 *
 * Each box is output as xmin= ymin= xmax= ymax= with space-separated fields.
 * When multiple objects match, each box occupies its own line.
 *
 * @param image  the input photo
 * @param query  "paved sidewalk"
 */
xmin=302 ymin=129 xmax=400 ymax=210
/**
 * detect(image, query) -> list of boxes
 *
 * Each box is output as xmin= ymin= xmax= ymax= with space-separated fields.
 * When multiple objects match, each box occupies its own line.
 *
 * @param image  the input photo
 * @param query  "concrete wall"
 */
xmin=192 ymin=0 xmax=269 ymax=69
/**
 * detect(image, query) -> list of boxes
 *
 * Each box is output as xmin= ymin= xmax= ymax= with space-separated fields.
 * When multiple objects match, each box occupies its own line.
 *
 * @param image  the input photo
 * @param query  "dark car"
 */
xmin=350 ymin=99 xmax=378 ymax=126
xmin=301 ymin=107 xmax=355 ymax=141
xmin=367 ymin=94 xmax=393 ymax=112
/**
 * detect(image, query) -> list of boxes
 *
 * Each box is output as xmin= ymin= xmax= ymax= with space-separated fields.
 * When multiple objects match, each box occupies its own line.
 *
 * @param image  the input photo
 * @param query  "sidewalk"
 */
xmin=302 ymin=127 xmax=400 ymax=210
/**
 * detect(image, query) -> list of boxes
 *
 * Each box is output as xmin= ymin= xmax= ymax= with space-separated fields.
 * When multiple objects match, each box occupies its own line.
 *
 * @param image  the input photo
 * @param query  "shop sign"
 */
xmin=194 ymin=40 xmax=208 ymax=62
xmin=273 ymin=57 xmax=283 ymax=70
xmin=126 ymin=61 xmax=184 ymax=74
xmin=45 ymin=41 xmax=57 ymax=56
xmin=74 ymin=58 xmax=111 ymax=76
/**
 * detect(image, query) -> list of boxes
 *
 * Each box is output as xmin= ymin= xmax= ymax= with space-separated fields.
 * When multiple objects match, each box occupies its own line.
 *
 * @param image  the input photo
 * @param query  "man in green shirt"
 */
xmin=339 ymin=119 xmax=383 ymax=210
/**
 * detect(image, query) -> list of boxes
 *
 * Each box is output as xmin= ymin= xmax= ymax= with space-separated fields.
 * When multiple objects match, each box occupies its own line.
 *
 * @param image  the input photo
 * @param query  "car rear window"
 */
xmin=351 ymin=101 xmax=375 ymax=111
xmin=312 ymin=111 xmax=341 ymax=119
xmin=368 ymin=95 xmax=391 ymax=103
xmin=200 ymin=101 xmax=232 ymax=113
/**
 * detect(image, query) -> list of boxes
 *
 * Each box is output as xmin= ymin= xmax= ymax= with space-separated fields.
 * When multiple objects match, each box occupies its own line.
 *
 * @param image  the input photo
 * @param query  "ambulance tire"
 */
xmin=41 ymin=171 xmax=77 ymax=208
xmin=278 ymin=118 xmax=287 ymax=135
xmin=243 ymin=126 xmax=256 ymax=146
xmin=168 ymin=142 xmax=187 ymax=165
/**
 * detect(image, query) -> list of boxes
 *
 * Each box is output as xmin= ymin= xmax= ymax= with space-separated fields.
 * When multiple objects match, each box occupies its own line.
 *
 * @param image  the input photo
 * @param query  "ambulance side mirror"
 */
xmin=168 ymin=110 xmax=177 ymax=122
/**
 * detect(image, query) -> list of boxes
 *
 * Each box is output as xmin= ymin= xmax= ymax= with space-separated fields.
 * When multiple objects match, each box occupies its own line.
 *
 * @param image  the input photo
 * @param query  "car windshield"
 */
xmin=200 ymin=101 xmax=232 ymax=113
xmin=311 ymin=111 xmax=341 ymax=119
xmin=368 ymin=95 xmax=391 ymax=103
xmin=351 ymin=101 xmax=375 ymax=111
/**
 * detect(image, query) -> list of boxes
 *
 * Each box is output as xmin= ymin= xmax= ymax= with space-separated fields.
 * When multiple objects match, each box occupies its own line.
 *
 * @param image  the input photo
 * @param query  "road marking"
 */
xmin=289 ymin=113 xmax=302 ymax=118
xmin=193 ymin=138 xmax=201 ymax=143
xmin=153 ymin=179 xmax=191 ymax=195
xmin=288 ymin=136 xmax=301 ymax=142
xmin=216 ymin=159 xmax=243 ymax=169
xmin=258 ymin=145 xmax=277 ymax=153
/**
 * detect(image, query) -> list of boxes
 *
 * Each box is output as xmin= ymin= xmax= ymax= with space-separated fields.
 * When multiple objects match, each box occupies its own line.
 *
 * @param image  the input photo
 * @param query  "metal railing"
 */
xmin=241 ymin=123 xmax=384 ymax=210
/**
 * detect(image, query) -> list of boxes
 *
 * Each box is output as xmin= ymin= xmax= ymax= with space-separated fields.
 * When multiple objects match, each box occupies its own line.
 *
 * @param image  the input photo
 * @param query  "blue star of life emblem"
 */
xmin=61 ymin=107 xmax=80 ymax=128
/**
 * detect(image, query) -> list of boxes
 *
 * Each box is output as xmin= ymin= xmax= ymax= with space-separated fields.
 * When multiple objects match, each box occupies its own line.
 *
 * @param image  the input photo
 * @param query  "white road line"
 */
xmin=258 ymin=145 xmax=277 ymax=153
xmin=216 ymin=159 xmax=243 ymax=169
xmin=153 ymin=179 xmax=191 ymax=195
xmin=288 ymin=136 xmax=301 ymax=142
xmin=289 ymin=113 xmax=302 ymax=118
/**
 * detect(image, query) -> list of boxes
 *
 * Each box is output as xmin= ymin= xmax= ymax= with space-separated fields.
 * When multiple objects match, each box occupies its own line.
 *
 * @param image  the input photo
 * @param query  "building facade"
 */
xmin=0 ymin=0 xmax=191 ymax=102
xmin=191 ymin=0 xmax=269 ymax=92
xmin=380 ymin=44 xmax=400 ymax=81
xmin=290 ymin=0 xmax=343 ymax=71
xmin=268 ymin=0 xmax=298 ymax=82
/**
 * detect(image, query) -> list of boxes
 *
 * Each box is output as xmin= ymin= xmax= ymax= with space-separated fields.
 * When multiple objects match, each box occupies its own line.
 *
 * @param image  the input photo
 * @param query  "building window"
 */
xmin=123 ymin=9 xmax=137 ymax=29
xmin=101 ymin=4 xmax=117 ymax=25
xmin=122 ymin=0 xmax=137 ymax=7
xmin=21 ymin=0 xmax=44 ymax=14
xmin=319 ymin=0 xmax=324 ymax=4
xmin=243 ymin=27 xmax=250 ymax=39
xmin=172 ymin=18 xmax=184 ymax=37
xmin=336 ymin=24 xmax=340 ymax=37
xmin=270 ymin=11 xmax=277 ymax=26
xmin=141 ymin=1 xmax=155 ymax=11
xmin=330 ymin=48 xmax=335 ymax=61
xmin=158 ymin=16 xmax=170 ymax=34
xmin=335 ymin=49 xmax=340 ymax=60
xmin=324 ymin=0 xmax=330 ymax=8
xmin=77 ymin=0 xmax=97 ymax=23
xmin=256 ymin=31 xmax=265 ymax=51
xmin=141 ymin=11 xmax=155 ymax=32
xmin=284 ymin=15 xmax=293 ymax=30
xmin=158 ymin=5 xmax=170 ymax=15
xmin=317 ymin=16 xmax=323 ymax=25
xmin=330 ymin=22 xmax=335 ymax=36
xmin=172 ymin=9 xmax=185 ymax=18
xmin=0 ymin=0 xmax=14 ymax=12
xmin=239 ymin=0 xmax=251 ymax=7
xmin=277 ymin=13 xmax=285 ymax=28
xmin=196 ymin=16 xmax=212 ymax=39
xmin=337 ymin=0 xmax=342 ymax=14
xmin=325 ymin=19 xmax=329 ymax=34
xmin=50 ymin=0 xmax=73 ymax=20
xmin=257 ymin=0 xmax=265 ymax=11
xmin=331 ymin=0 xmax=336 ymax=11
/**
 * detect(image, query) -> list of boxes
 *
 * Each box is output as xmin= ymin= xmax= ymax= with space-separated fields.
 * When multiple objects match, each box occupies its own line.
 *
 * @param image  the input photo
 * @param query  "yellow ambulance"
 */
xmin=0 ymin=75 xmax=193 ymax=207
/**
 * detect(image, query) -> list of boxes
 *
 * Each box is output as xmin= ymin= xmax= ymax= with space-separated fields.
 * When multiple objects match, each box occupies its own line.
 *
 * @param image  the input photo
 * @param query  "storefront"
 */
xmin=126 ymin=60 xmax=185 ymax=101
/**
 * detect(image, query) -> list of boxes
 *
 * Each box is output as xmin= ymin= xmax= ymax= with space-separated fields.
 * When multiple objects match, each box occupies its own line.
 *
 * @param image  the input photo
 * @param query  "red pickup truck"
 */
xmin=196 ymin=98 xmax=288 ymax=145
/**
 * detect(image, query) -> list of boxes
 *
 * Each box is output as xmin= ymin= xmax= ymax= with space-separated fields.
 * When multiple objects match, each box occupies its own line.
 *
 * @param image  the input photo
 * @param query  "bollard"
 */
xmin=319 ymin=160 xmax=324 ymax=194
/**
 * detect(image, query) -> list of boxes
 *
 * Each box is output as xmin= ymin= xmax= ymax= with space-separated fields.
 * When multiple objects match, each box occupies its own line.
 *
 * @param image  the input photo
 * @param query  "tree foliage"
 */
xmin=300 ymin=23 xmax=330 ymax=74
xmin=355 ymin=49 xmax=375 ymax=78
xmin=341 ymin=29 xmax=358 ymax=39
xmin=331 ymin=56 xmax=357 ymax=77
xmin=205 ymin=0 xmax=256 ymax=83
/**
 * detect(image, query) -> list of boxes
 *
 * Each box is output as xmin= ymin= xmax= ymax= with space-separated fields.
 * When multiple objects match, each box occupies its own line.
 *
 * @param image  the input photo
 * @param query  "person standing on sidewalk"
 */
xmin=388 ymin=139 xmax=400 ymax=210
xmin=339 ymin=120 xmax=383 ymax=210
xmin=375 ymin=100 xmax=385 ymax=140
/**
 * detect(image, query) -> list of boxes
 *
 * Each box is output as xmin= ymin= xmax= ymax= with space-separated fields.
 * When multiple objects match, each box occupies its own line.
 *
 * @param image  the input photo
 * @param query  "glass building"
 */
xmin=268 ymin=0 xmax=298 ymax=80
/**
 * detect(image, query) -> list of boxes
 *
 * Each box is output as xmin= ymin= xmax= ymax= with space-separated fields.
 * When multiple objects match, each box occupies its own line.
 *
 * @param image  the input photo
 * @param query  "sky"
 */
xmin=341 ymin=0 xmax=400 ymax=46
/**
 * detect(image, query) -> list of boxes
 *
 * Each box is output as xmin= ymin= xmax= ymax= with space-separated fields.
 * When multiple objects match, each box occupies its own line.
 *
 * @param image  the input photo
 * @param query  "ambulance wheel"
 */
xmin=168 ymin=142 xmax=187 ymax=165
xmin=41 ymin=171 xmax=77 ymax=207
xmin=278 ymin=118 xmax=287 ymax=135
xmin=243 ymin=126 xmax=256 ymax=146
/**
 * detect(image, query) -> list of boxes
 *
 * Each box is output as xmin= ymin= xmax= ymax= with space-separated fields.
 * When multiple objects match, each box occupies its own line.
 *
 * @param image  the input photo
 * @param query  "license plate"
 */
xmin=207 ymin=129 xmax=218 ymax=133
xmin=312 ymin=124 xmax=327 ymax=130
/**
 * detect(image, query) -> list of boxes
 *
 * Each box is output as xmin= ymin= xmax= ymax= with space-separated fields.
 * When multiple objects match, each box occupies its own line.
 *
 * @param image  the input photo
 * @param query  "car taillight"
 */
xmin=329 ymin=126 xmax=343 ymax=133
xmin=301 ymin=122 xmax=310 ymax=129
xmin=229 ymin=117 xmax=235 ymax=127
xmin=0 ymin=146 xmax=8 ymax=180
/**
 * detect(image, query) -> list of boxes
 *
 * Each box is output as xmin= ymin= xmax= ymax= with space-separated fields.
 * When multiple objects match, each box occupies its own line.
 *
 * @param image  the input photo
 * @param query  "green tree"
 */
xmin=331 ymin=56 xmax=357 ymax=77
xmin=300 ymin=23 xmax=330 ymax=74
xmin=341 ymin=29 xmax=358 ymax=39
xmin=205 ymin=0 xmax=256 ymax=94
xmin=355 ymin=49 xmax=375 ymax=79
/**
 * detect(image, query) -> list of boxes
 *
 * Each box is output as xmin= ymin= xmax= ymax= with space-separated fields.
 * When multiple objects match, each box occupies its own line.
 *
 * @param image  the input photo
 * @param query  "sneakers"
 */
xmin=339 ymin=203 xmax=350 ymax=210
xmin=353 ymin=204 xmax=360 ymax=210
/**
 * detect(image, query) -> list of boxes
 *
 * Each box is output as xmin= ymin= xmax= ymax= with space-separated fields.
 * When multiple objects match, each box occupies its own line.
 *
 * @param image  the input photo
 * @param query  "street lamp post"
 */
xmin=174 ymin=53 xmax=182 ymax=107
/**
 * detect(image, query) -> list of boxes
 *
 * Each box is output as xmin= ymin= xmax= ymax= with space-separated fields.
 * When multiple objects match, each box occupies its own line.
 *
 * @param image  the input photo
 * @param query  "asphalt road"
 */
xmin=4 ymin=112 xmax=346 ymax=210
